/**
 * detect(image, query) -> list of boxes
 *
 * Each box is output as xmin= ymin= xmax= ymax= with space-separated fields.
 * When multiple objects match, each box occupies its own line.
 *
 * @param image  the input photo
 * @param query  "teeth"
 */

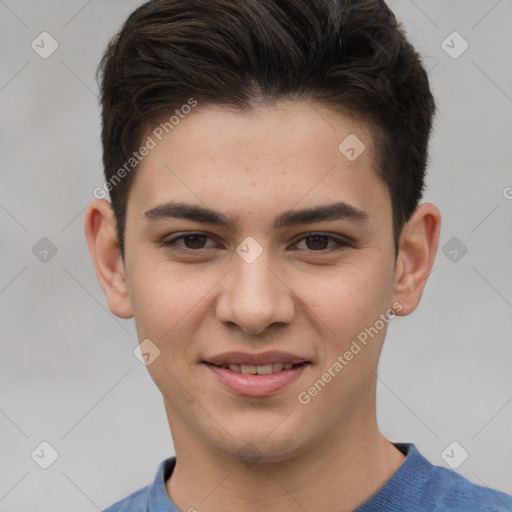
xmin=255 ymin=364 xmax=273 ymax=375
xmin=221 ymin=362 xmax=298 ymax=374
xmin=240 ymin=364 xmax=256 ymax=374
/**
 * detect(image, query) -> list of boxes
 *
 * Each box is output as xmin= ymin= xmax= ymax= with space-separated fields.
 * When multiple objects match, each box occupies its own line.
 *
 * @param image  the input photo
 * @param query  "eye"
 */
xmin=161 ymin=231 xmax=351 ymax=254
xmin=291 ymin=232 xmax=352 ymax=253
xmin=161 ymin=232 xmax=217 ymax=252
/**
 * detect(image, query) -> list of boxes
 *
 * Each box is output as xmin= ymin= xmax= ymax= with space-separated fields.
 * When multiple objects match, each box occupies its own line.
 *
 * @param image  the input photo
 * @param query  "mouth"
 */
xmin=202 ymin=352 xmax=312 ymax=396
xmin=203 ymin=361 xmax=310 ymax=375
xmin=202 ymin=350 xmax=312 ymax=395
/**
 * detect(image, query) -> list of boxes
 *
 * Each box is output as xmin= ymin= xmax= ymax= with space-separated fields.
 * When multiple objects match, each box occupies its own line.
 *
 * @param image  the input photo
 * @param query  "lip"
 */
xmin=203 ymin=350 xmax=310 ymax=366
xmin=204 ymin=361 xmax=310 ymax=396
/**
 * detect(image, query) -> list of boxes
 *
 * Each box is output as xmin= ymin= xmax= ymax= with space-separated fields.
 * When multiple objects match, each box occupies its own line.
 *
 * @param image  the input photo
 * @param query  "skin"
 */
xmin=85 ymin=100 xmax=440 ymax=512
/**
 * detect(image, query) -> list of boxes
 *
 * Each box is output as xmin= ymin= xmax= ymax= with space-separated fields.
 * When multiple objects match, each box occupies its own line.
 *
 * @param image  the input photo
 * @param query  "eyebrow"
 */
xmin=143 ymin=201 xmax=369 ymax=230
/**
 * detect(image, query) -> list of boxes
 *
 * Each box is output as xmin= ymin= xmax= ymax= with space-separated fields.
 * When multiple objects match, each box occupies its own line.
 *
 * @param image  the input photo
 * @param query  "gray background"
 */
xmin=1 ymin=1 xmax=511 ymax=510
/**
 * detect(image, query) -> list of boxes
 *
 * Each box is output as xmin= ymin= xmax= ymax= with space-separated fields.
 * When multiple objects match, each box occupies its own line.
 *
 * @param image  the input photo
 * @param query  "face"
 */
xmin=103 ymin=101 xmax=413 ymax=463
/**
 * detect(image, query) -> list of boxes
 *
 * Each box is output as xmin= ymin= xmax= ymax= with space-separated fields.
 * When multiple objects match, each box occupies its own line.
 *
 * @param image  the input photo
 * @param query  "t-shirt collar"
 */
xmin=147 ymin=442 xmax=421 ymax=511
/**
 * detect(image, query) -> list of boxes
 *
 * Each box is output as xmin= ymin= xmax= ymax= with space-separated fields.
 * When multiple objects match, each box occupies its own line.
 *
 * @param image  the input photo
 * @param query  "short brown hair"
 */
xmin=96 ymin=0 xmax=436 ymax=259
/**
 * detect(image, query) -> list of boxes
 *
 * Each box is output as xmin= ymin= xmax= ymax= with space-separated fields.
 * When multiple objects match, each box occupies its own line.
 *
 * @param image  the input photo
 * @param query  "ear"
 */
xmin=392 ymin=202 xmax=441 ymax=316
xmin=84 ymin=199 xmax=134 ymax=319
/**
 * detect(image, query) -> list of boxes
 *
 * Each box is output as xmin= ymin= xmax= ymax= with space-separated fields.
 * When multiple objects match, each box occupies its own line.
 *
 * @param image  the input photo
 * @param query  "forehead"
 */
xmin=128 ymin=100 xmax=391 ymax=228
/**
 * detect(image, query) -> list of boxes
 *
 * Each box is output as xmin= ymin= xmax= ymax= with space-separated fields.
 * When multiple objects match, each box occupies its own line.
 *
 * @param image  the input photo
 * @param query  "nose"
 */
xmin=215 ymin=249 xmax=296 ymax=335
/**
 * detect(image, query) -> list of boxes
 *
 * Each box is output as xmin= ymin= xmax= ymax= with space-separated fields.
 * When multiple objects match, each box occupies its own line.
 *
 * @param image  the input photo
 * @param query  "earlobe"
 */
xmin=84 ymin=199 xmax=134 ymax=319
xmin=392 ymin=203 xmax=441 ymax=316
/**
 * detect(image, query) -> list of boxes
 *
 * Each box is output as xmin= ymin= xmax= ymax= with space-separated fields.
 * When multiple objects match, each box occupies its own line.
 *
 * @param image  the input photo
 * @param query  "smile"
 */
xmin=208 ymin=362 xmax=302 ymax=374
xmin=203 ymin=361 xmax=311 ymax=396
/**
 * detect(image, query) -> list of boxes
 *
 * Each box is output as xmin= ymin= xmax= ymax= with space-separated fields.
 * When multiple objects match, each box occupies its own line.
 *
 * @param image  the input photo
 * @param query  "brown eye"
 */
xmin=292 ymin=232 xmax=351 ymax=253
xmin=305 ymin=235 xmax=330 ymax=251
xmin=181 ymin=234 xmax=208 ymax=249
xmin=162 ymin=232 xmax=216 ymax=252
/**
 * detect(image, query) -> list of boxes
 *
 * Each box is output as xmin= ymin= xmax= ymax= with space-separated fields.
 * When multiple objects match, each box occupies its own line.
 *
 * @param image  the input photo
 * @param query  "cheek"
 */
xmin=301 ymin=260 xmax=391 ymax=339
xmin=128 ymin=258 xmax=207 ymax=339
xmin=128 ymin=263 xmax=205 ymax=401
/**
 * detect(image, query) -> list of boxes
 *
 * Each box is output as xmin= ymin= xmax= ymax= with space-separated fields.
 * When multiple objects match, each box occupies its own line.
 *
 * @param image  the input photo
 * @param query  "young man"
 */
xmin=85 ymin=0 xmax=512 ymax=510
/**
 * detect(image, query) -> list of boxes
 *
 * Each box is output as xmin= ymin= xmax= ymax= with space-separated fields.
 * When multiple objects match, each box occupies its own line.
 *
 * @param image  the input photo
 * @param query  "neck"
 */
xmin=165 ymin=405 xmax=405 ymax=512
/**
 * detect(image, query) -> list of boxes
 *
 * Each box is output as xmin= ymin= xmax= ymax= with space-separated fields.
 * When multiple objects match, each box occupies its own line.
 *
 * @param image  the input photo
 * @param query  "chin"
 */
xmin=214 ymin=431 xmax=307 ymax=466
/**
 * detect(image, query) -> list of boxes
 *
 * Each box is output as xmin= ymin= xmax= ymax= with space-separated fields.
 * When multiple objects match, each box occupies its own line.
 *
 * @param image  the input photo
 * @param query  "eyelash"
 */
xmin=161 ymin=231 xmax=352 ymax=254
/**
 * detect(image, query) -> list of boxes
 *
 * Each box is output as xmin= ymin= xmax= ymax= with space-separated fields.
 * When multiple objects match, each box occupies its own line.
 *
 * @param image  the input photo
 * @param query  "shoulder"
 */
xmin=424 ymin=463 xmax=512 ymax=511
xmin=101 ymin=456 xmax=176 ymax=512
xmin=102 ymin=485 xmax=150 ymax=512
xmin=358 ymin=443 xmax=512 ymax=512
xmin=399 ymin=443 xmax=512 ymax=511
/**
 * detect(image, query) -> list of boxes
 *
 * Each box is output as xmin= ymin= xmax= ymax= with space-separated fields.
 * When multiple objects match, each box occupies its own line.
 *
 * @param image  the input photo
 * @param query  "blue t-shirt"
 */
xmin=103 ymin=443 xmax=512 ymax=511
